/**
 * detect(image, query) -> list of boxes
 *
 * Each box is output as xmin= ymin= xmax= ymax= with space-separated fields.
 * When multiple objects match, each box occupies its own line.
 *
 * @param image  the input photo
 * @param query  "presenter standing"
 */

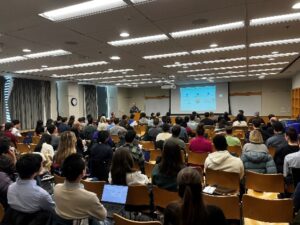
xmin=130 ymin=102 xmax=140 ymax=113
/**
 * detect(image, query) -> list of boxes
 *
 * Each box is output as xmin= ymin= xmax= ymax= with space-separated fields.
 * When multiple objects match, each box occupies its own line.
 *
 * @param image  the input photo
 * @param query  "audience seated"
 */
xmin=110 ymin=148 xmax=148 ymax=185
xmin=218 ymin=111 xmax=231 ymax=123
xmin=35 ymin=120 xmax=45 ymax=136
xmin=97 ymin=116 xmax=108 ymax=131
xmin=200 ymin=112 xmax=215 ymax=125
xmin=3 ymin=122 xmax=17 ymax=147
xmin=89 ymin=131 xmax=113 ymax=182
xmin=266 ymin=121 xmax=287 ymax=150
xmin=139 ymin=112 xmax=149 ymax=125
xmin=225 ymin=126 xmax=241 ymax=146
xmin=187 ymin=114 xmax=198 ymax=132
xmin=246 ymin=119 xmax=270 ymax=143
xmin=152 ymin=141 xmax=185 ymax=192
xmin=241 ymin=130 xmax=276 ymax=174
xmin=11 ymin=119 xmax=22 ymax=137
xmin=164 ymin=167 xmax=226 ymax=225
xmin=47 ymin=124 xmax=60 ymax=151
xmin=67 ymin=115 xmax=75 ymax=129
xmin=34 ymin=133 xmax=54 ymax=158
xmin=83 ymin=117 xmax=96 ymax=140
xmin=148 ymin=118 xmax=162 ymax=141
xmin=53 ymin=154 xmax=106 ymax=224
xmin=58 ymin=117 xmax=70 ymax=133
xmin=283 ymin=140 xmax=300 ymax=183
xmin=109 ymin=118 xmax=127 ymax=136
xmin=189 ymin=124 xmax=213 ymax=153
xmin=248 ymin=111 xmax=265 ymax=124
xmin=274 ymin=127 xmax=299 ymax=174
xmin=173 ymin=117 xmax=189 ymax=142
xmin=232 ymin=114 xmax=247 ymax=127
xmin=156 ymin=124 xmax=172 ymax=142
xmin=165 ymin=125 xmax=186 ymax=151
xmin=204 ymin=135 xmax=244 ymax=179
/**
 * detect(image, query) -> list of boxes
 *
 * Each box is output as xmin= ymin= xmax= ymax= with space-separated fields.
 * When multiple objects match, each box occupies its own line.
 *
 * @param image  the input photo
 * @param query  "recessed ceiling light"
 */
xmin=41 ymin=65 xmax=48 ymax=68
xmin=143 ymin=51 xmax=189 ymax=60
xmin=120 ymin=32 xmax=130 ymax=37
xmin=192 ymin=44 xmax=246 ymax=54
xmin=170 ymin=21 xmax=244 ymax=38
xmin=258 ymin=75 xmax=265 ymax=79
xmin=110 ymin=56 xmax=121 ymax=60
xmin=272 ymin=51 xmax=279 ymax=54
xmin=268 ymin=58 xmax=275 ymax=61
xmin=22 ymin=49 xmax=31 ymax=53
xmin=250 ymin=12 xmax=300 ymax=26
xmin=39 ymin=0 xmax=151 ymax=22
xmin=250 ymin=37 xmax=300 ymax=47
xmin=210 ymin=43 xmax=218 ymax=48
xmin=108 ymin=34 xmax=169 ymax=46
xmin=292 ymin=2 xmax=300 ymax=9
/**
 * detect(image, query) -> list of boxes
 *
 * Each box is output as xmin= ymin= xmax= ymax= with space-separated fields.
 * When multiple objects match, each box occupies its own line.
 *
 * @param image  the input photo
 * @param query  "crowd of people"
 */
xmin=0 ymin=110 xmax=299 ymax=225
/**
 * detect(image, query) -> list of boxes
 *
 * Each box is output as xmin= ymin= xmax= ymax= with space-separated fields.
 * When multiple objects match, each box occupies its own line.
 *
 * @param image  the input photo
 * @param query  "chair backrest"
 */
xmin=268 ymin=146 xmax=276 ymax=158
xmin=187 ymin=151 xmax=209 ymax=167
xmin=292 ymin=167 xmax=300 ymax=188
xmin=31 ymin=136 xmax=41 ymax=144
xmin=205 ymin=168 xmax=240 ymax=192
xmin=232 ymin=129 xmax=245 ymax=140
xmin=144 ymin=162 xmax=155 ymax=178
xmin=16 ymin=143 xmax=30 ymax=154
xmin=149 ymin=149 xmax=162 ymax=162
xmin=203 ymin=194 xmax=240 ymax=220
xmin=29 ymin=143 xmax=37 ymax=152
xmin=53 ymin=174 xmax=65 ymax=184
xmin=152 ymin=186 xmax=180 ymax=210
xmin=140 ymin=141 xmax=155 ymax=150
xmin=111 ymin=135 xmax=120 ymax=143
xmin=245 ymin=170 xmax=284 ymax=193
xmin=227 ymin=145 xmax=242 ymax=157
xmin=114 ymin=213 xmax=161 ymax=225
xmin=81 ymin=180 xmax=105 ymax=198
xmin=242 ymin=194 xmax=293 ymax=223
xmin=126 ymin=185 xmax=150 ymax=207
xmin=0 ymin=203 xmax=4 ymax=223
xmin=16 ymin=136 xmax=25 ymax=143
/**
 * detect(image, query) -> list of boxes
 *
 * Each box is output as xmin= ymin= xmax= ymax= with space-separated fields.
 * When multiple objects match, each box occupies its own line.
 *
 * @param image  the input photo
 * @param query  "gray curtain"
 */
xmin=8 ymin=78 xmax=51 ymax=129
xmin=84 ymin=85 xmax=97 ymax=119
xmin=0 ymin=76 xmax=4 ymax=123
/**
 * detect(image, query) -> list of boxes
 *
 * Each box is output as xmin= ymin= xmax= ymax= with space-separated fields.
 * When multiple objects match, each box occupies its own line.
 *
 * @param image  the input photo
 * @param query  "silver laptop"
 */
xmin=101 ymin=184 xmax=128 ymax=218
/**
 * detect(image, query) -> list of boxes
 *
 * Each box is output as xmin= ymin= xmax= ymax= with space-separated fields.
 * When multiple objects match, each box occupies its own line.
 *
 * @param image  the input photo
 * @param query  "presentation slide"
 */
xmin=171 ymin=83 xmax=229 ymax=114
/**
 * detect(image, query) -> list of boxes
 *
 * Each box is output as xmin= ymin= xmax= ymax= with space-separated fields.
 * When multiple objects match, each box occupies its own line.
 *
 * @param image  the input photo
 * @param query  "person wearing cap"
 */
xmin=241 ymin=130 xmax=276 ymax=174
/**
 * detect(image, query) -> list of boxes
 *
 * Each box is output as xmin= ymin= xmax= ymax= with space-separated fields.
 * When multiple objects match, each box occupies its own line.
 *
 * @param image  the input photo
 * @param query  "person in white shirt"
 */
xmin=11 ymin=120 xmax=21 ymax=137
xmin=232 ymin=114 xmax=248 ymax=127
xmin=187 ymin=114 xmax=198 ymax=131
xmin=156 ymin=124 xmax=172 ymax=142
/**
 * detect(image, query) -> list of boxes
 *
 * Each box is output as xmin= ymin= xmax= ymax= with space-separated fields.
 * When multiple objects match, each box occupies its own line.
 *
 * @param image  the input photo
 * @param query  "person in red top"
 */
xmin=3 ymin=123 xmax=17 ymax=147
xmin=189 ymin=124 xmax=213 ymax=153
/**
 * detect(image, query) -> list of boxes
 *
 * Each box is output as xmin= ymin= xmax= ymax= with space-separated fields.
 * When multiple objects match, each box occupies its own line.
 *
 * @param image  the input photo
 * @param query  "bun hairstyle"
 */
xmin=177 ymin=167 xmax=208 ymax=225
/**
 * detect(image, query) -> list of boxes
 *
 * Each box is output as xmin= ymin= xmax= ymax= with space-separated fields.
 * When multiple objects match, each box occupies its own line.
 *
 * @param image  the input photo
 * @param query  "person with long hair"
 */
xmin=67 ymin=115 xmax=75 ymax=128
xmin=152 ymin=141 xmax=185 ymax=191
xmin=110 ymin=148 xmax=148 ymax=185
xmin=35 ymin=120 xmax=44 ymax=136
xmin=53 ymin=131 xmax=77 ymax=174
xmin=164 ymin=167 xmax=226 ymax=225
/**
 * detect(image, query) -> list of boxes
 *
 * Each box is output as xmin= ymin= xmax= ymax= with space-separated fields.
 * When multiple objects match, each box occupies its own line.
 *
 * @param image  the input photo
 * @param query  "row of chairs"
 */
xmin=15 ymin=143 xmax=37 ymax=154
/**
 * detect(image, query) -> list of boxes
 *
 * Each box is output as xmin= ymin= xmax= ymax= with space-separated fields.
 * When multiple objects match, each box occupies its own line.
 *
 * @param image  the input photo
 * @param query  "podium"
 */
xmin=134 ymin=112 xmax=140 ymax=121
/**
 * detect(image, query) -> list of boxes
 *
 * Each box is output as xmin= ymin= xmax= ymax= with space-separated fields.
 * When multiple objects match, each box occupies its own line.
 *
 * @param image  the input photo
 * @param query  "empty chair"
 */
xmin=53 ymin=174 xmax=65 ymax=184
xmin=245 ymin=170 xmax=284 ymax=199
xmin=205 ymin=168 xmax=240 ymax=193
xmin=81 ymin=180 xmax=105 ymax=199
xmin=242 ymin=194 xmax=293 ymax=224
xmin=125 ymin=185 xmax=151 ymax=212
xmin=203 ymin=194 xmax=240 ymax=220
xmin=152 ymin=186 xmax=180 ymax=210
xmin=16 ymin=143 xmax=30 ymax=154
xmin=114 ymin=213 xmax=161 ymax=225
xmin=187 ymin=151 xmax=208 ymax=167
xmin=227 ymin=145 xmax=242 ymax=157
xmin=144 ymin=161 xmax=155 ymax=179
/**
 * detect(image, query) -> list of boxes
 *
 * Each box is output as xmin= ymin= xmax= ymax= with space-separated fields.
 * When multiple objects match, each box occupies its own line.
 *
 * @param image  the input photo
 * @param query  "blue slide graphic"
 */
xmin=180 ymin=86 xmax=216 ymax=111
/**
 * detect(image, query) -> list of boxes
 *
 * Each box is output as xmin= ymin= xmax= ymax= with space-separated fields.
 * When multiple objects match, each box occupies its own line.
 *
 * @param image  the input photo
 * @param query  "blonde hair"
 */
xmin=249 ymin=129 xmax=263 ymax=144
xmin=55 ymin=131 xmax=77 ymax=166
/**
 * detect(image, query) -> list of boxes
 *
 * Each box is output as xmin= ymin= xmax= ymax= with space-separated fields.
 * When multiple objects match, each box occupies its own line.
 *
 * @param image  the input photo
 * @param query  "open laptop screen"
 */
xmin=101 ymin=184 xmax=128 ymax=204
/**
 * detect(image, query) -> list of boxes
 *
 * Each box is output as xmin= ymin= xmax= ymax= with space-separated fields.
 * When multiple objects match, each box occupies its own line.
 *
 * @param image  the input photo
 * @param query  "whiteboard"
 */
xmin=230 ymin=95 xmax=262 ymax=116
xmin=145 ymin=98 xmax=169 ymax=116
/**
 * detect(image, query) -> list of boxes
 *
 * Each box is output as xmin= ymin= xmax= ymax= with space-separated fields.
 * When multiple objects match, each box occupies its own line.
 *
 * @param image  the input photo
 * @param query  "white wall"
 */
xmin=292 ymin=73 xmax=300 ymax=89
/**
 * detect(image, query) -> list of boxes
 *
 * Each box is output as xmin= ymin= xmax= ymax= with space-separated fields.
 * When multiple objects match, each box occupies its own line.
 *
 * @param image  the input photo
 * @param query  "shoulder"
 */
xmin=206 ymin=205 xmax=226 ymax=224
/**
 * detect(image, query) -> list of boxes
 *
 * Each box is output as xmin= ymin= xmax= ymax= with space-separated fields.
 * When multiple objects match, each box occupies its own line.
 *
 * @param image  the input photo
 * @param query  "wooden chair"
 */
xmin=242 ymin=194 xmax=293 ymax=224
xmin=140 ymin=141 xmax=155 ymax=150
xmin=0 ymin=203 xmax=4 ymax=223
xmin=268 ymin=146 xmax=276 ymax=158
xmin=81 ymin=180 xmax=105 ymax=198
xmin=149 ymin=149 xmax=161 ymax=162
xmin=144 ymin=161 xmax=155 ymax=179
xmin=205 ymin=168 xmax=240 ymax=193
xmin=227 ymin=145 xmax=242 ymax=157
xmin=111 ymin=135 xmax=120 ymax=143
xmin=53 ymin=174 xmax=65 ymax=184
xmin=31 ymin=136 xmax=41 ymax=144
xmin=29 ymin=143 xmax=37 ymax=152
xmin=187 ymin=151 xmax=209 ymax=167
xmin=203 ymin=194 xmax=241 ymax=220
xmin=232 ymin=129 xmax=246 ymax=141
xmin=152 ymin=186 xmax=180 ymax=210
xmin=16 ymin=136 xmax=25 ymax=143
xmin=114 ymin=213 xmax=161 ymax=225
xmin=126 ymin=185 xmax=151 ymax=212
xmin=16 ymin=143 xmax=30 ymax=154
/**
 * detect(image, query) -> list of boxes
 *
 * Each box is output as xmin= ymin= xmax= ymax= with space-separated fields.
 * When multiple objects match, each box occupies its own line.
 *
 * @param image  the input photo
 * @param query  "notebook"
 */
xmin=101 ymin=184 xmax=128 ymax=218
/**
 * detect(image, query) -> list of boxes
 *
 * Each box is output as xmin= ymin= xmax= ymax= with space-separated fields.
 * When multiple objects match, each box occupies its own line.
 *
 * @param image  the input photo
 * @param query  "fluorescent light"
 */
xmin=120 ymin=32 xmax=130 ymax=37
xmin=249 ymin=68 xmax=282 ymax=72
xmin=39 ymin=0 xmax=129 ymax=21
xmin=170 ymin=21 xmax=244 ymax=38
xmin=41 ymin=65 xmax=48 ymax=68
xmin=293 ymin=3 xmax=300 ymax=9
xmin=192 ymin=44 xmax=246 ymax=54
xmin=143 ymin=51 xmax=189 ymax=60
xmin=272 ymin=51 xmax=279 ymax=54
xmin=108 ymin=34 xmax=168 ymax=46
xmin=24 ymin=49 xmax=71 ymax=59
xmin=15 ymin=61 xmax=108 ymax=74
xmin=268 ymin=58 xmax=275 ymax=61
xmin=249 ymin=62 xmax=289 ymax=67
xmin=0 ymin=56 xmax=26 ymax=64
xmin=22 ymin=49 xmax=31 ymax=53
xmin=250 ymin=52 xmax=298 ymax=59
xmin=210 ymin=43 xmax=218 ymax=48
xmin=110 ymin=56 xmax=121 ymax=60
xmin=164 ymin=61 xmax=201 ymax=68
xmin=250 ymin=12 xmax=300 ymax=26
xmin=250 ymin=37 xmax=300 ymax=47
xmin=258 ymin=75 xmax=265 ymax=79
xmin=203 ymin=57 xmax=247 ymax=64
xmin=177 ymin=65 xmax=247 ymax=73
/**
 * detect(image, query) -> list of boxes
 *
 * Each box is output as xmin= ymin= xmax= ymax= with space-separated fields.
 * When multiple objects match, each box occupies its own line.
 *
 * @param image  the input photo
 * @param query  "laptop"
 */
xmin=101 ymin=184 xmax=128 ymax=218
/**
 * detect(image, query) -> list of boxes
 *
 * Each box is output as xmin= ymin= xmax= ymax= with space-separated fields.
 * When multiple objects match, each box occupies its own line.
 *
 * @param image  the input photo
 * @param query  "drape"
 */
xmin=8 ymin=78 xmax=51 ymax=129
xmin=84 ymin=85 xmax=97 ymax=119
xmin=0 ymin=76 xmax=4 ymax=123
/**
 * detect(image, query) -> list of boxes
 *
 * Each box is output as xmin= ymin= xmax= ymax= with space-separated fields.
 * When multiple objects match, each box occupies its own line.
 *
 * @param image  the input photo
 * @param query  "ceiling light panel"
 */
xmin=39 ymin=0 xmax=151 ymax=21
xmin=177 ymin=65 xmax=247 ymax=73
xmin=24 ymin=49 xmax=71 ymax=59
xmin=250 ymin=37 xmax=300 ymax=47
xmin=51 ymin=69 xmax=134 ymax=78
xmin=143 ymin=51 xmax=189 ymax=60
xmin=108 ymin=34 xmax=169 ymax=46
xmin=0 ymin=56 xmax=26 ymax=64
xmin=249 ymin=52 xmax=298 ymax=59
xmin=250 ymin=12 xmax=300 ymax=26
xmin=248 ymin=68 xmax=282 ymax=72
xmin=191 ymin=44 xmax=246 ymax=55
xmin=170 ymin=21 xmax=244 ymax=38
xmin=248 ymin=62 xmax=289 ymax=67
xmin=293 ymin=3 xmax=300 ymax=9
